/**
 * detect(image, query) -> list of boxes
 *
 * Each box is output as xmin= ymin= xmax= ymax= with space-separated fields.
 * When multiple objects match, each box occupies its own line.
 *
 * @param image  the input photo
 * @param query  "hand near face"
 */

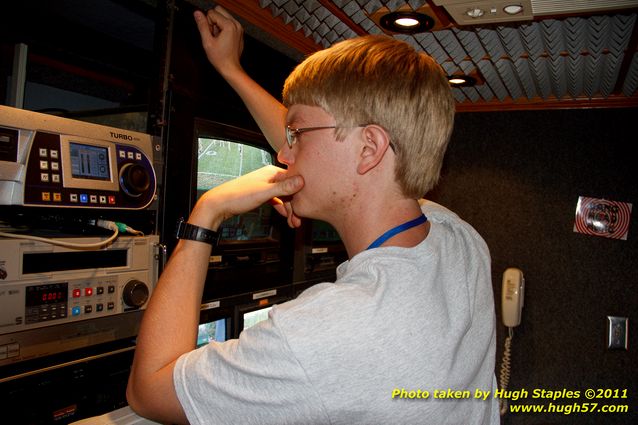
xmin=192 ymin=165 xmax=304 ymax=230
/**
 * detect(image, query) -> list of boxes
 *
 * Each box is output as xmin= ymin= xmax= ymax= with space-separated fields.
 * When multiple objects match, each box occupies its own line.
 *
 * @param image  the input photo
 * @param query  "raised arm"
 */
xmin=193 ymin=6 xmax=288 ymax=152
xmin=126 ymin=166 xmax=303 ymax=423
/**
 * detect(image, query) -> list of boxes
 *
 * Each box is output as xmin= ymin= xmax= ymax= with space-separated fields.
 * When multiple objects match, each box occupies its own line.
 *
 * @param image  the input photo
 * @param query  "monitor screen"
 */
xmin=242 ymin=306 xmax=273 ymax=331
xmin=69 ymin=141 xmax=110 ymax=180
xmin=196 ymin=137 xmax=276 ymax=242
xmin=196 ymin=317 xmax=228 ymax=347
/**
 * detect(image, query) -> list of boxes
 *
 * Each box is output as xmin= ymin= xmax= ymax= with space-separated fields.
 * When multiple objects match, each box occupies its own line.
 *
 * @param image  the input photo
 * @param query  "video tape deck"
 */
xmin=0 ymin=235 xmax=159 ymax=366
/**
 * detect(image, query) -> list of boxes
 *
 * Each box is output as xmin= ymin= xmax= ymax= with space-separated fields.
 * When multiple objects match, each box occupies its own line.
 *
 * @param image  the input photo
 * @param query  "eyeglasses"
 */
xmin=284 ymin=125 xmax=339 ymax=148
xmin=284 ymin=124 xmax=396 ymax=151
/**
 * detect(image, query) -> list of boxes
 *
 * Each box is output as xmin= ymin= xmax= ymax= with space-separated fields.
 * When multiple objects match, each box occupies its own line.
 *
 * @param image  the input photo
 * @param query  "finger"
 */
xmin=283 ymin=201 xmax=302 ymax=228
xmin=214 ymin=5 xmax=236 ymax=22
xmin=206 ymin=6 xmax=240 ymax=33
xmin=193 ymin=10 xmax=213 ymax=39
xmin=278 ymin=175 xmax=304 ymax=196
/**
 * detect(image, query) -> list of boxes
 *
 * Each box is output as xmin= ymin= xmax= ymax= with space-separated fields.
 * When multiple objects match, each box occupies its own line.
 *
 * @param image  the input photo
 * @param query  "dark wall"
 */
xmin=429 ymin=107 xmax=637 ymax=425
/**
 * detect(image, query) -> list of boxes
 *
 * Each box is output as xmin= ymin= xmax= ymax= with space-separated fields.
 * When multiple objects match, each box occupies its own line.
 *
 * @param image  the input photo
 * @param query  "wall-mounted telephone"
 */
xmin=502 ymin=267 xmax=525 ymax=327
xmin=498 ymin=267 xmax=525 ymax=415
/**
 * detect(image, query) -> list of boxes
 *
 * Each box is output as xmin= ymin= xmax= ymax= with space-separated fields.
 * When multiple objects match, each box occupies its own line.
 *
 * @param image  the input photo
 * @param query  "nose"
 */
xmin=277 ymin=144 xmax=294 ymax=166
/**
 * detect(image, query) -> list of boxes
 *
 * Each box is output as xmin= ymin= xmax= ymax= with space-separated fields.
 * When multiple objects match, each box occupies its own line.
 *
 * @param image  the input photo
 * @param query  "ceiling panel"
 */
xmin=214 ymin=0 xmax=638 ymax=110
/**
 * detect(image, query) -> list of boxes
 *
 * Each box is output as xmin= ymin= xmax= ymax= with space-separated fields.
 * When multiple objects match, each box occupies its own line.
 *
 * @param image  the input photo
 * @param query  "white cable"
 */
xmin=0 ymin=228 xmax=118 ymax=249
xmin=498 ymin=327 xmax=514 ymax=416
xmin=0 ymin=218 xmax=145 ymax=249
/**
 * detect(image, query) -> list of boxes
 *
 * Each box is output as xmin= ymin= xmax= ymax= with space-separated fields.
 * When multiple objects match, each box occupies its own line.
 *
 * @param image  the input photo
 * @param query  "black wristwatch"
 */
xmin=175 ymin=218 xmax=219 ymax=246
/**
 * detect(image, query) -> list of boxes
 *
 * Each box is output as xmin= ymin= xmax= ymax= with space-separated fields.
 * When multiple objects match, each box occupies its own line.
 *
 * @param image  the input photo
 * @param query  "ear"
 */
xmin=356 ymin=125 xmax=393 ymax=175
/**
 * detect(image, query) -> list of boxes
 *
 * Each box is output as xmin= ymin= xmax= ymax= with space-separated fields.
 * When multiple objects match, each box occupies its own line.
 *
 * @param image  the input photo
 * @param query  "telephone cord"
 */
xmin=498 ymin=327 xmax=514 ymax=416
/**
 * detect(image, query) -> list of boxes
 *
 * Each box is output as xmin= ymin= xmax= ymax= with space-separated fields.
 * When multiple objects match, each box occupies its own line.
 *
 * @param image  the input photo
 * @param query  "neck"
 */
xmin=333 ymin=197 xmax=428 ymax=258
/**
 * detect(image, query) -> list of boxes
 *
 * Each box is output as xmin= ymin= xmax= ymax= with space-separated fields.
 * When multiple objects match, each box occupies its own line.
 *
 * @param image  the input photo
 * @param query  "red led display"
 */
xmin=26 ymin=283 xmax=69 ymax=307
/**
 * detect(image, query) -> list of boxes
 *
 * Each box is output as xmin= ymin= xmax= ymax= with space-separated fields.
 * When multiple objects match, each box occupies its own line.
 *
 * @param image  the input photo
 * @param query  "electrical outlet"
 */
xmin=607 ymin=316 xmax=628 ymax=350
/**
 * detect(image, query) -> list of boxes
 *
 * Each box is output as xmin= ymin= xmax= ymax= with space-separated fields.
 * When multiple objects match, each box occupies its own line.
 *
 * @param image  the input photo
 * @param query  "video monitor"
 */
xmin=242 ymin=306 xmax=273 ymax=332
xmin=234 ymin=296 xmax=291 ymax=338
xmin=196 ymin=317 xmax=228 ymax=347
xmin=193 ymin=120 xmax=295 ymax=303
xmin=196 ymin=137 xmax=276 ymax=243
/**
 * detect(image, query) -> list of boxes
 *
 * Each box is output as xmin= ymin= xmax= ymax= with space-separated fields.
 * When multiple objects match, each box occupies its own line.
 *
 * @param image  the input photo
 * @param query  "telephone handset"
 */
xmin=498 ymin=267 xmax=525 ymax=416
xmin=502 ymin=267 xmax=525 ymax=327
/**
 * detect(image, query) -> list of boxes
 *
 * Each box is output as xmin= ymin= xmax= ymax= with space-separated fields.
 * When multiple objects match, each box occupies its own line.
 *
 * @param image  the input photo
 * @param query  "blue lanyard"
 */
xmin=366 ymin=214 xmax=428 ymax=250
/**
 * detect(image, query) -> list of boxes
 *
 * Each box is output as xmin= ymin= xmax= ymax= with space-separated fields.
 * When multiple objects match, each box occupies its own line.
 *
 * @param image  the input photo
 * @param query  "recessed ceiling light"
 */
xmin=394 ymin=17 xmax=420 ymax=27
xmin=503 ymin=4 xmax=524 ymax=15
xmin=465 ymin=8 xmax=485 ymax=18
xmin=447 ymin=75 xmax=477 ymax=87
xmin=379 ymin=11 xmax=435 ymax=34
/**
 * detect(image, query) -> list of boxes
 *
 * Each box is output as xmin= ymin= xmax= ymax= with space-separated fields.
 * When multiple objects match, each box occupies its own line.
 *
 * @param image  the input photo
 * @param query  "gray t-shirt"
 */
xmin=174 ymin=201 xmax=499 ymax=424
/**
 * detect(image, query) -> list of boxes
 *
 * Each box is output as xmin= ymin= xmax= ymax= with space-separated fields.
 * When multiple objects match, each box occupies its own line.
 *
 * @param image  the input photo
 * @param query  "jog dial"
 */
xmin=119 ymin=162 xmax=151 ymax=198
xmin=122 ymin=279 xmax=149 ymax=308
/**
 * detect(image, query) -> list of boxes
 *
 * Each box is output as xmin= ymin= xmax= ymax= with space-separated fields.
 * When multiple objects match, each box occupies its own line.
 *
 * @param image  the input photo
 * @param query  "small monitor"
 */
xmin=196 ymin=317 xmax=228 ymax=347
xmin=242 ymin=306 xmax=273 ymax=331
xmin=69 ymin=142 xmax=110 ymax=180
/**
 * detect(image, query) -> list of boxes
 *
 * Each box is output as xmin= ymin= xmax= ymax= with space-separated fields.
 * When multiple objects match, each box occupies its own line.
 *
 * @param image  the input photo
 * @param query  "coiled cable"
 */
xmin=498 ymin=327 xmax=514 ymax=416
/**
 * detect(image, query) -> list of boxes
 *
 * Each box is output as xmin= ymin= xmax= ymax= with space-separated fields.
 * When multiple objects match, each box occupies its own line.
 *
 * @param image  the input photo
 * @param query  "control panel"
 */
xmin=0 ymin=105 xmax=156 ymax=210
xmin=0 ymin=235 xmax=159 ymax=338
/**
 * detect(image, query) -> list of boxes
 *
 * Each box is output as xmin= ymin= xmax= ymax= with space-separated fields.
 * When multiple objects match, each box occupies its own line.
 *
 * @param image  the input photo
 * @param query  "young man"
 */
xmin=127 ymin=6 xmax=499 ymax=424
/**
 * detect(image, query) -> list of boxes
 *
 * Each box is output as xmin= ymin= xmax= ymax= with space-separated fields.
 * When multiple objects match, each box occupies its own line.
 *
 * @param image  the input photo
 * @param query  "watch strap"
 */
xmin=175 ymin=218 xmax=219 ymax=246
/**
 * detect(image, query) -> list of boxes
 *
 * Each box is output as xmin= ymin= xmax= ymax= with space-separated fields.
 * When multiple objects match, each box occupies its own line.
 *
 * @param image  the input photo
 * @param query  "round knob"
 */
xmin=122 ymin=280 xmax=149 ymax=308
xmin=119 ymin=163 xmax=150 ymax=198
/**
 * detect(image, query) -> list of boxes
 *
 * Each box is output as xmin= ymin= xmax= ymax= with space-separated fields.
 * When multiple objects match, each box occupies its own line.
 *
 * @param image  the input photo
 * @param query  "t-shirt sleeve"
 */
xmin=173 ymin=308 xmax=330 ymax=425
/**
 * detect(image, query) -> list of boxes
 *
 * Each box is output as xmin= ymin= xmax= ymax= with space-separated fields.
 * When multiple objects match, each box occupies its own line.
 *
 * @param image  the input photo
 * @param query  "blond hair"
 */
xmin=282 ymin=35 xmax=455 ymax=198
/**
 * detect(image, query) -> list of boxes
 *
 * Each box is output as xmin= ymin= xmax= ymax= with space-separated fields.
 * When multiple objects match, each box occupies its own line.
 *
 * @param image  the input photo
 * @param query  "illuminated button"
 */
xmin=84 ymin=288 xmax=93 ymax=296
xmin=39 ymin=148 xmax=48 ymax=157
xmin=41 ymin=192 xmax=51 ymax=201
xmin=108 ymin=285 xmax=115 ymax=294
xmin=80 ymin=194 xmax=88 ymax=203
xmin=72 ymin=306 xmax=81 ymax=316
xmin=135 ymin=152 xmax=142 ymax=160
xmin=41 ymin=173 xmax=49 ymax=182
xmin=53 ymin=193 xmax=62 ymax=202
xmin=90 ymin=195 xmax=97 ymax=203
xmin=40 ymin=160 xmax=48 ymax=170
xmin=70 ymin=193 xmax=78 ymax=202
xmin=96 ymin=303 xmax=104 ymax=312
xmin=50 ymin=150 xmax=59 ymax=159
xmin=127 ymin=152 xmax=134 ymax=159
xmin=119 ymin=150 xmax=126 ymax=158
xmin=51 ymin=162 xmax=59 ymax=171
xmin=84 ymin=305 xmax=93 ymax=313
xmin=108 ymin=196 xmax=116 ymax=204
xmin=72 ymin=289 xmax=82 ymax=298
xmin=107 ymin=302 xmax=115 ymax=310
xmin=99 ymin=195 xmax=107 ymax=204
xmin=51 ymin=174 xmax=60 ymax=183
xmin=96 ymin=286 xmax=104 ymax=295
